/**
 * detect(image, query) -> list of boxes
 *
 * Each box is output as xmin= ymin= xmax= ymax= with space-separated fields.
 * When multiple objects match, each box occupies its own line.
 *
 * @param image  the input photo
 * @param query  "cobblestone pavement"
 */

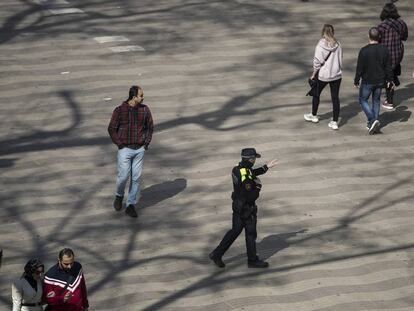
xmin=1 ymin=1 xmax=414 ymax=310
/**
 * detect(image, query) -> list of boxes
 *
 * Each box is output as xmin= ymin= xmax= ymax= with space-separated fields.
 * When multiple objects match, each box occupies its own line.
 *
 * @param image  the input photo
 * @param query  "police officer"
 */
xmin=209 ymin=148 xmax=278 ymax=268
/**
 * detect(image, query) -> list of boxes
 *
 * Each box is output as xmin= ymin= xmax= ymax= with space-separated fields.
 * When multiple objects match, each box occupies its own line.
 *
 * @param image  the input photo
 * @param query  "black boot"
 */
xmin=209 ymin=252 xmax=225 ymax=268
xmin=125 ymin=205 xmax=138 ymax=218
xmin=248 ymin=259 xmax=269 ymax=268
xmin=113 ymin=195 xmax=123 ymax=211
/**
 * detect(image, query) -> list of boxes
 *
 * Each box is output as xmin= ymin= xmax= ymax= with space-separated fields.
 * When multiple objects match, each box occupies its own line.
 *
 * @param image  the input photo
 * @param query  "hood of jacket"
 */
xmin=318 ymin=38 xmax=340 ymax=52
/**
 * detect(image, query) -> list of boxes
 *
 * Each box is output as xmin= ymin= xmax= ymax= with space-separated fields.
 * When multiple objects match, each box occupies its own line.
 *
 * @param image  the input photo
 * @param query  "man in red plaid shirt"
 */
xmin=108 ymin=85 xmax=154 ymax=218
xmin=378 ymin=2 xmax=408 ymax=110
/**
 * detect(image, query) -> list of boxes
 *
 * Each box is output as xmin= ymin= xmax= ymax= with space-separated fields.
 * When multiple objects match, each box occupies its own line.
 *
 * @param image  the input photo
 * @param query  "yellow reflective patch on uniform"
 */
xmin=240 ymin=168 xmax=253 ymax=183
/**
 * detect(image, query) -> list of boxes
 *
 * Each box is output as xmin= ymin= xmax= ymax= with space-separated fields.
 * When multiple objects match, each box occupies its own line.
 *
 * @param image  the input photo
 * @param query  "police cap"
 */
xmin=241 ymin=148 xmax=261 ymax=159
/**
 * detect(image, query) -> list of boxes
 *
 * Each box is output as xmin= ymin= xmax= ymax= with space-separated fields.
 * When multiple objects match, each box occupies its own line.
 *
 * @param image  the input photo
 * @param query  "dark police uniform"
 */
xmin=210 ymin=148 xmax=269 ymax=267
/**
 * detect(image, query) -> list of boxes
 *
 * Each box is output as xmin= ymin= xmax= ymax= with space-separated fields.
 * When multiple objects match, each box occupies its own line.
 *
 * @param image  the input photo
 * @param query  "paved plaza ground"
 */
xmin=1 ymin=0 xmax=414 ymax=310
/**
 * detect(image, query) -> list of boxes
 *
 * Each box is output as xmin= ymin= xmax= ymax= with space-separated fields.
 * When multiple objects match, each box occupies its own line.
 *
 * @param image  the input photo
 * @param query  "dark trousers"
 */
xmin=212 ymin=211 xmax=258 ymax=262
xmin=312 ymin=78 xmax=341 ymax=122
xmin=385 ymin=66 xmax=401 ymax=105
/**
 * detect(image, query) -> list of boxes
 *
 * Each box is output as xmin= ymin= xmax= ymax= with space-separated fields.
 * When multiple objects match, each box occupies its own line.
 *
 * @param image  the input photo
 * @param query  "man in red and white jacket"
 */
xmin=43 ymin=248 xmax=89 ymax=311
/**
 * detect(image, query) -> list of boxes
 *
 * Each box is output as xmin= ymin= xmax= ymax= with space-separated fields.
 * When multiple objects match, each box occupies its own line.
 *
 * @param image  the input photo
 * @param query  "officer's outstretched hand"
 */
xmin=267 ymin=158 xmax=278 ymax=168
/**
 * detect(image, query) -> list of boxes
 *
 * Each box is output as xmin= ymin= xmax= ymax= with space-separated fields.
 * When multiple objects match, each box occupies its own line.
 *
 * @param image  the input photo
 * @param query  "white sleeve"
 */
xmin=12 ymin=281 xmax=22 ymax=311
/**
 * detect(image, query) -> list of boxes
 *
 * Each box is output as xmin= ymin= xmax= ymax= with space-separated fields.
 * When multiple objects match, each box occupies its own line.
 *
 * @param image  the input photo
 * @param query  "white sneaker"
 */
xmin=304 ymin=113 xmax=319 ymax=123
xmin=381 ymin=101 xmax=394 ymax=110
xmin=328 ymin=121 xmax=339 ymax=130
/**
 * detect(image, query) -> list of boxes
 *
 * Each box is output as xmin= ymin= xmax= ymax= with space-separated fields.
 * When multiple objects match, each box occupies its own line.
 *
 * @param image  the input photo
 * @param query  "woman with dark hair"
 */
xmin=304 ymin=24 xmax=343 ymax=130
xmin=12 ymin=259 xmax=44 ymax=310
xmin=378 ymin=2 xmax=408 ymax=110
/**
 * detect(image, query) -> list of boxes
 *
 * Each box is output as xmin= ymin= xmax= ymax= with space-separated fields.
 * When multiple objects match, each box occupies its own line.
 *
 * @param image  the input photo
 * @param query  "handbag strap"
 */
xmin=314 ymin=50 xmax=332 ymax=79
xmin=322 ymin=51 xmax=332 ymax=65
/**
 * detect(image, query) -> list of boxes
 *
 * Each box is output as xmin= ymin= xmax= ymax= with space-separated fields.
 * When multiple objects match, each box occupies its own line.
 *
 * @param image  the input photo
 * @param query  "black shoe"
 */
xmin=113 ymin=195 xmax=123 ymax=211
xmin=248 ymin=259 xmax=269 ymax=268
xmin=125 ymin=205 xmax=138 ymax=218
xmin=209 ymin=252 xmax=225 ymax=268
xmin=369 ymin=120 xmax=380 ymax=135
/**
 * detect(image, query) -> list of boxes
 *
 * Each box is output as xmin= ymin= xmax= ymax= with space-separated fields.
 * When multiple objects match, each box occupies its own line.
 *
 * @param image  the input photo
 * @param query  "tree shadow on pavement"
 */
xmin=0 ymin=90 xmax=82 ymax=156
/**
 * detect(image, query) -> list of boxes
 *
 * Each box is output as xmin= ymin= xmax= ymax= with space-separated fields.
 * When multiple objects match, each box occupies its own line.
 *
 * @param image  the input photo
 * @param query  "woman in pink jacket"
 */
xmin=304 ymin=24 xmax=343 ymax=130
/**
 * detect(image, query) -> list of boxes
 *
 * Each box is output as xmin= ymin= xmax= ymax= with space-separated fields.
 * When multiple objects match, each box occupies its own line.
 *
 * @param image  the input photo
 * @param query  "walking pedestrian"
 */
xmin=304 ymin=24 xmax=343 ymax=130
xmin=108 ymin=85 xmax=154 ymax=218
xmin=43 ymin=248 xmax=88 ymax=311
xmin=354 ymin=27 xmax=393 ymax=135
xmin=12 ymin=259 xmax=44 ymax=311
xmin=378 ymin=2 xmax=408 ymax=110
xmin=209 ymin=148 xmax=278 ymax=268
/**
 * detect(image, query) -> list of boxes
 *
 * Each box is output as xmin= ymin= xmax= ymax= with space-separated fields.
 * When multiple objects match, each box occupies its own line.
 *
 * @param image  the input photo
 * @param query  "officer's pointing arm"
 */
xmin=252 ymin=165 xmax=268 ymax=176
xmin=267 ymin=158 xmax=278 ymax=168
xmin=252 ymin=158 xmax=278 ymax=175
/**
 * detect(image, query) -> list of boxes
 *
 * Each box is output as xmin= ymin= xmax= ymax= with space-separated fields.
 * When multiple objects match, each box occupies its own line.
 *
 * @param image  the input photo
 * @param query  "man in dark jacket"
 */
xmin=108 ymin=85 xmax=154 ymax=218
xmin=43 ymin=248 xmax=89 ymax=311
xmin=209 ymin=148 xmax=278 ymax=268
xmin=354 ymin=27 xmax=393 ymax=135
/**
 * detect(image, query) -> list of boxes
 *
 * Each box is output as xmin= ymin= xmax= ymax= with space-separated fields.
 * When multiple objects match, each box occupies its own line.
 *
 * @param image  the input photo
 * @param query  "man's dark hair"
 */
xmin=369 ymin=27 xmax=381 ymax=42
xmin=58 ymin=248 xmax=74 ymax=260
xmin=380 ymin=3 xmax=400 ymax=21
xmin=127 ymin=85 xmax=142 ymax=101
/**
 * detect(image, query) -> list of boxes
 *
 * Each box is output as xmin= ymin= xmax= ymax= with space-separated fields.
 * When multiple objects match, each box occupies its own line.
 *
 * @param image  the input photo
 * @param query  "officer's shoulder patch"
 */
xmin=245 ymin=183 xmax=252 ymax=191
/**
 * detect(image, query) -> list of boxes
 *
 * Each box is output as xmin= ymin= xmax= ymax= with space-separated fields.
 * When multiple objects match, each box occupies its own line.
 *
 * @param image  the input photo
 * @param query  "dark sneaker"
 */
xmin=125 ymin=205 xmax=138 ymax=218
xmin=209 ymin=252 xmax=225 ymax=268
xmin=113 ymin=195 xmax=123 ymax=211
xmin=248 ymin=259 xmax=269 ymax=268
xmin=369 ymin=120 xmax=380 ymax=135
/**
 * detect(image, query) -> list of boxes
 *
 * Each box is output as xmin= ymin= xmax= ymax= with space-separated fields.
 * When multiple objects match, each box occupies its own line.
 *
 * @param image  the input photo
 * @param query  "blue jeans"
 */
xmin=359 ymin=84 xmax=382 ymax=126
xmin=115 ymin=147 xmax=145 ymax=206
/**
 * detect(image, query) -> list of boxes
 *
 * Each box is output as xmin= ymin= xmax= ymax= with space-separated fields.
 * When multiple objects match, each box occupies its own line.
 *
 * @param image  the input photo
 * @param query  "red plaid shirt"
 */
xmin=378 ymin=18 xmax=408 ymax=69
xmin=108 ymin=101 xmax=154 ymax=148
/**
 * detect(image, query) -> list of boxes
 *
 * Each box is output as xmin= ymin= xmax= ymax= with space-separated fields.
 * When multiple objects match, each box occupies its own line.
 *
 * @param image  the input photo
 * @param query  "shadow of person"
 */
xmin=257 ymin=229 xmax=308 ymax=261
xmin=337 ymin=103 xmax=361 ymax=127
xmin=225 ymin=229 xmax=308 ymax=263
xmin=139 ymin=178 xmax=187 ymax=209
xmin=0 ymin=158 xmax=17 ymax=169
xmin=317 ymin=102 xmax=360 ymax=127
xmin=379 ymin=105 xmax=412 ymax=129
xmin=394 ymin=83 xmax=414 ymax=108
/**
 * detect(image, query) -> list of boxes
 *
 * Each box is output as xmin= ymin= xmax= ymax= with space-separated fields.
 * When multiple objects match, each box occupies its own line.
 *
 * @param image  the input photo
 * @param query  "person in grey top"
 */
xmin=304 ymin=24 xmax=343 ymax=130
xmin=12 ymin=259 xmax=44 ymax=311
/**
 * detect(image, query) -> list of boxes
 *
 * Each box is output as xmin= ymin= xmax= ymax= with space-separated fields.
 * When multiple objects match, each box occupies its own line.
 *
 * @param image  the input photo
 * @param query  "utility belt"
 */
xmin=21 ymin=302 xmax=42 ymax=306
xmin=232 ymin=200 xmax=257 ymax=218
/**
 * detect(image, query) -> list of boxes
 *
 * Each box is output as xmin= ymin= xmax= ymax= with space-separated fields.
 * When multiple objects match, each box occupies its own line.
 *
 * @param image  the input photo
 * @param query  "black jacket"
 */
xmin=231 ymin=160 xmax=268 ymax=211
xmin=354 ymin=43 xmax=393 ymax=86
